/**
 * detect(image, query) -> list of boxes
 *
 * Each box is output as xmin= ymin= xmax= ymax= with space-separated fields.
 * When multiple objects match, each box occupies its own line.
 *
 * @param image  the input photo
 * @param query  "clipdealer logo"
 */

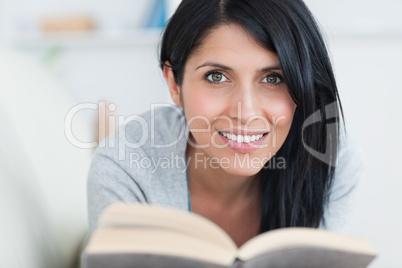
xmin=65 ymin=101 xmax=340 ymax=166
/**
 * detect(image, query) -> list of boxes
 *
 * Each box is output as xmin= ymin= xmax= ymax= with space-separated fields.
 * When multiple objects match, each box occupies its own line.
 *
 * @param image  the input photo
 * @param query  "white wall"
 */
xmin=329 ymin=36 xmax=402 ymax=268
xmin=305 ymin=0 xmax=402 ymax=36
xmin=0 ymin=0 xmax=173 ymax=120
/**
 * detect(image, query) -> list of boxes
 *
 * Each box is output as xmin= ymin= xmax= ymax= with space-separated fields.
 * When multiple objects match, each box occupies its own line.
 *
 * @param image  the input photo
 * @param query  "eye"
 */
xmin=206 ymin=72 xmax=228 ymax=83
xmin=262 ymin=74 xmax=282 ymax=84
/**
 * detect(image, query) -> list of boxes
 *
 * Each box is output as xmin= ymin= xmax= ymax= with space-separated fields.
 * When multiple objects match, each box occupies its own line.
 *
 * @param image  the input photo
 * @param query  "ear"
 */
xmin=163 ymin=61 xmax=182 ymax=107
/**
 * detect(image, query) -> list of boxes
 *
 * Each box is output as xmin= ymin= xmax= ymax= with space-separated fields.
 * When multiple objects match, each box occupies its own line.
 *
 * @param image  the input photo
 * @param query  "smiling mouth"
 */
xmin=217 ymin=131 xmax=269 ymax=143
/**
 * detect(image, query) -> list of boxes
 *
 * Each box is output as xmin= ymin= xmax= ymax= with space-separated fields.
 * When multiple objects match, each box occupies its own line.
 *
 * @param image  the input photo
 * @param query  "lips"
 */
xmin=217 ymin=129 xmax=269 ymax=153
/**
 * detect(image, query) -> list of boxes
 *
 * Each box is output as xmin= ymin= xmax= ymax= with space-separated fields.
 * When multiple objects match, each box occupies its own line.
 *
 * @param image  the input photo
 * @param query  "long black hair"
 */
xmin=160 ymin=0 xmax=344 ymax=232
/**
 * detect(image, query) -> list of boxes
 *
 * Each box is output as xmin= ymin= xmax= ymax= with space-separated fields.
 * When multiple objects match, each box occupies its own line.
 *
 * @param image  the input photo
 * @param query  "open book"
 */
xmin=82 ymin=203 xmax=376 ymax=268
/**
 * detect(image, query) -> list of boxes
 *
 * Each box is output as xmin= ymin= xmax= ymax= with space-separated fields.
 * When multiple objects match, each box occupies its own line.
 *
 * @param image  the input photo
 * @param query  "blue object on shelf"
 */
xmin=144 ymin=0 xmax=168 ymax=28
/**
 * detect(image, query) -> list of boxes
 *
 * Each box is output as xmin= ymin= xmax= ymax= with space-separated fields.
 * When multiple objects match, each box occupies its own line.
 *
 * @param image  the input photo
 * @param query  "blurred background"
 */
xmin=0 ymin=0 xmax=400 ymax=267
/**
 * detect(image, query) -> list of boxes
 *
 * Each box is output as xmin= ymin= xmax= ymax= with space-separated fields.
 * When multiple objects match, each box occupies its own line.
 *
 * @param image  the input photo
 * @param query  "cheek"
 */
xmin=266 ymin=94 xmax=296 ymax=125
xmin=182 ymin=92 xmax=212 ymax=132
xmin=182 ymin=87 xmax=222 ymax=120
xmin=265 ymin=94 xmax=296 ymax=142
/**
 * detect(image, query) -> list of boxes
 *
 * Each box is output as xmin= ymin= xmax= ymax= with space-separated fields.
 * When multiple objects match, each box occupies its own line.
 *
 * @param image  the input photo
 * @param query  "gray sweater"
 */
xmin=87 ymin=105 xmax=361 ymax=234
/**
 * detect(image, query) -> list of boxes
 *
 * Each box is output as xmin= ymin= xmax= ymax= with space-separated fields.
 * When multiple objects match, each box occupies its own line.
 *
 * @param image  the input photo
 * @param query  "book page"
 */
xmin=85 ymin=227 xmax=236 ymax=266
xmin=99 ymin=203 xmax=237 ymax=251
xmin=237 ymin=227 xmax=375 ymax=261
xmin=242 ymin=247 xmax=375 ymax=268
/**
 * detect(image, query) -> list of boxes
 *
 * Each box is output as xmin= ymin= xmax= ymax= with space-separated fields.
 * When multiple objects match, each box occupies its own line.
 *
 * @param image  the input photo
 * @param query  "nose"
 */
xmin=228 ymin=84 xmax=261 ymax=125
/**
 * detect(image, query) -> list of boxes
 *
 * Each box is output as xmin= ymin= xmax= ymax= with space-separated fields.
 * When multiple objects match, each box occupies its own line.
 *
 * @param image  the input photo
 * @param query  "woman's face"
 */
xmin=168 ymin=23 xmax=297 ymax=177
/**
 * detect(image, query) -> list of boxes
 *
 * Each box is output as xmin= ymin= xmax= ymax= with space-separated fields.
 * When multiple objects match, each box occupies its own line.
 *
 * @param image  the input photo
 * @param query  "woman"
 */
xmin=88 ymin=0 xmax=360 ymax=247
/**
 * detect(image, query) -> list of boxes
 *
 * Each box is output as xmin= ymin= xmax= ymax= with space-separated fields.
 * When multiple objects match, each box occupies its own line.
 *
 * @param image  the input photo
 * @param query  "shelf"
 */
xmin=6 ymin=29 xmax=163 ymax=49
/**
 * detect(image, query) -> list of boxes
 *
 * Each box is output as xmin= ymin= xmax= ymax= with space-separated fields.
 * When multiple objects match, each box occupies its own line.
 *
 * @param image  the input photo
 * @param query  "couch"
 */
xmin=0 ymin=46 xmax=91 ymax=268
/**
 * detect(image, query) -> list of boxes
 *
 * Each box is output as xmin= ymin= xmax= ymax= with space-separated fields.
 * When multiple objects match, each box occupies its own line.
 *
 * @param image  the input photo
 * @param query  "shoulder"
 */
xmin=332 ymin=129 xmax=364 ymax=200
xmin=95 ymin=105 xmax=187 ymax=162
xmin=322 ymin=128 xmax=364 ymax=231
xmin=90 ymin=104 xmax=189 ymax=190
xmin=87 ymin=105 xmax=190 ymax=232
xmin=116 ymin=105 xmax=187 ymax=149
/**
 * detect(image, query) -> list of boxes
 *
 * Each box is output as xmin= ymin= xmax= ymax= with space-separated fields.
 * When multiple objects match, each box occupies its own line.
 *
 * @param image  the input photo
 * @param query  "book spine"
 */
xmin=229 ymin=258 xmax=245 ymax=268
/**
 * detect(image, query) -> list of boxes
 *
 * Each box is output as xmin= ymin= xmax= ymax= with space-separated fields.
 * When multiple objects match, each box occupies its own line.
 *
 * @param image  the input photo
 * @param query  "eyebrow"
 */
xmin=195 ymin=61 xmax=282 ymax=72
xmin=195 ymin=62 xmax=233 ymax=71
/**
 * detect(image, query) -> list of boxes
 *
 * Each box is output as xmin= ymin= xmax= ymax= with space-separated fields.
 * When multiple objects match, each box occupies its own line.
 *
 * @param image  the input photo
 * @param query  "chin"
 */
xmin=222 ymin=166 xmax=262 ymax=178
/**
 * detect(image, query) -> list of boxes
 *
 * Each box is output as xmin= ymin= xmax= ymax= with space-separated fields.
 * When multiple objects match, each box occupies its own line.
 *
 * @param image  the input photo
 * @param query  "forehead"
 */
xmin=187 ymin=23 xmax=280 ymax=67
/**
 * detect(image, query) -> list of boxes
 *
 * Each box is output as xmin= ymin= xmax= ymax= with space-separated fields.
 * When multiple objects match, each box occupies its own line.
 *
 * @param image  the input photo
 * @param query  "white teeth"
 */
xmin=220 ymin=132 xmax=265 ymax=143
xmin=244 ymin=136 xmax=250 ymax=143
